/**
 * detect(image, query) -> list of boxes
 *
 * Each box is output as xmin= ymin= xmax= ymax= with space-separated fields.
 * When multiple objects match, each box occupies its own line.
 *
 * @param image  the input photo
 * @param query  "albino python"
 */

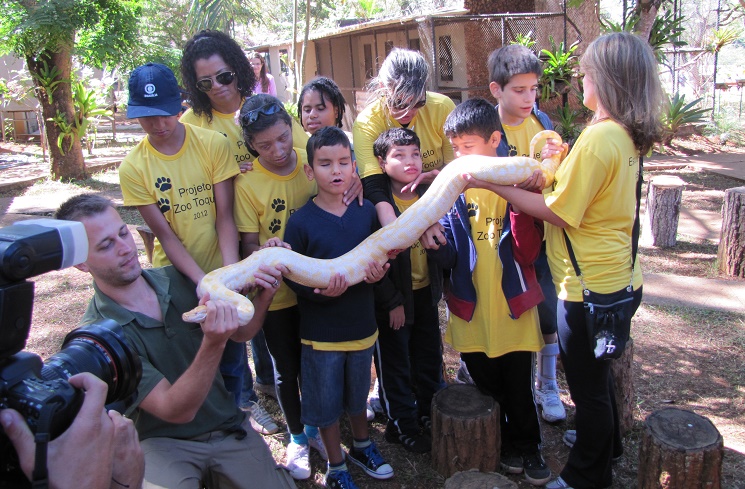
xmin=183 ymin=130 xmax=563 ymax=325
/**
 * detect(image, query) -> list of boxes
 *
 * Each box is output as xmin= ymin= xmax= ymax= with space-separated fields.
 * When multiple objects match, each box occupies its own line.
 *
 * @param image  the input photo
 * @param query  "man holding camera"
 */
xmin=54 ymin=194 xmax=295 ymax=489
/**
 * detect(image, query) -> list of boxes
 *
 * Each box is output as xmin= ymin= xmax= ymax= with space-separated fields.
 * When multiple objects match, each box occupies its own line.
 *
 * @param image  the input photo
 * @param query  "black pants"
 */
xmin=262 ymin=305 xmax=303 ymax=435
xmin=461 ymin=349 xmax=542 ymax=454
xmin=558 ymin=286 xmax=642 ymax=488
xmin=373 ymin=286 xmax=446 ymax=433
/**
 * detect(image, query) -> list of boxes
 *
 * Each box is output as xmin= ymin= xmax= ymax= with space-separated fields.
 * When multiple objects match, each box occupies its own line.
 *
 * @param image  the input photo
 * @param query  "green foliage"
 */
xmin=283 ymin=101 xmax=300 ymax=122
xmin=356 ymin=0 xmax=383 ymax=18
xmin=29 ymin=59 xmax=70 ymax=105
xmin=704 ymin=108 xmax=745 ymax=146
xmin=539 ymin=37 xmax=579 ymax=102
xmin=708 ymin=25 xmax=742 ymax=53
xmin=662 ymin=93 xmax=712 ymax=142
xmin=72 ymin=80 xmax=113 ymax=140
xmin=511 ymin=33 xmax=536 ymax=49
xmin=555 ymin=103 xmax=583 ymax=145
xmin=49 ymin=111 xmax=76 ymax=155
xmin=601 ymin=8 xmax=687 ymax=65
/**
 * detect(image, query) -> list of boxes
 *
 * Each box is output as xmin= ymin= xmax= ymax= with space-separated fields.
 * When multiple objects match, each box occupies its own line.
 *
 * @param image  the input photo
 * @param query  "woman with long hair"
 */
xmin=248 ymin=51 xmax=277 ymax=96
xmin=468 ymin=32 xmax=664 ymax=488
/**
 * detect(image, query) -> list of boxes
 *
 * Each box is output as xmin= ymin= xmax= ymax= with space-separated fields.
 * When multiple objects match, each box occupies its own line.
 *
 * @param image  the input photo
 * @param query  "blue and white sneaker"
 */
xmin=325 ymin=469 xmax=359 ymax=489
xmin=347 ymin=441 xmax=394 ymax=480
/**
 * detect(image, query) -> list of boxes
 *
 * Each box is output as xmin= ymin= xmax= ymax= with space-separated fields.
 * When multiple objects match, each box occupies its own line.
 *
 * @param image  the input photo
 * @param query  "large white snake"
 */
xmin=183 ymin=130 xmax=562 ymax=325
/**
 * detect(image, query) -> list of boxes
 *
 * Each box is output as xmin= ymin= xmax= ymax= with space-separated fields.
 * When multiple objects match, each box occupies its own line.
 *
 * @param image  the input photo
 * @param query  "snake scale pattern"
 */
xmin=182 ymin=130 xmax=562 ymax=325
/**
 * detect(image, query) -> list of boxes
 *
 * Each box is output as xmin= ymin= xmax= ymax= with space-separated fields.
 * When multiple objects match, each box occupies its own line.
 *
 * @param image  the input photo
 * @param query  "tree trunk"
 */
xmin=610 ymin=337 xmax=634 ymax=436
xmin=27 ymin=47 xmax=87 ymax=181
xmin=642 ymin=175 xmax=685 ymax=248
xmin=633 ymin=0 xmax=664 ymax=42
xmin=431 ymin=384 xmax=500 ymax=478
xmin=637 ymin=408 xmax=723 ymax=489
xmin=298 ymin=0 xmax=311 ymax=96
xmin=717 ymin=187 xmax=745 ymax=278
xmin=444 ymin=469 xmax=517 ymax=489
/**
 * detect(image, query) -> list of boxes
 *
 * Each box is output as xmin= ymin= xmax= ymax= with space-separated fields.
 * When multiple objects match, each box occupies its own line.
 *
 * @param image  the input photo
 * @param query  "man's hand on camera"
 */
xmin=0 ymin=373 xmax=143 ymax=489
xmin=109 ymin=409 xmax=145 ymax=488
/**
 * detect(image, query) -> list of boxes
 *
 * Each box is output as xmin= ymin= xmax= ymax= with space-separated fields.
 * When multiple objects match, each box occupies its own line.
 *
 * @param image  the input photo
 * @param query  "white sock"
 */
xmin=537 ymin=342 xmax=559 ymax=390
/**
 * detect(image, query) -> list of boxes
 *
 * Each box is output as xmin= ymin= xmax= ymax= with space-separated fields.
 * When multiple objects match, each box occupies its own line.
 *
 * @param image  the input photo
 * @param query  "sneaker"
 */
xmin=366 ymin=402 xmax=375 ymax=421
xmin=384 ymin=424 xmax=431 ymax=453
xmin=285 ymin=441 xmax=311 ymax=480
xmin=535 ymin=385 xmax=566 ymax=423
xmin=546 ymin=476 xmax=573 ymax=489
xmin=500 ymin=453 xmax=523 ymax=474
xmin=523 ymin=452 xmax=551 ymax=485
xmin=325 ymin=469 xmax=359 ymax=489
xmin=308 ymin=430 xmax=329 ymax=461
xmin=254 ymin=382 xmax=278 ymax=400
xmin=368 ymin=380 xmax=384 ymax=415
xmin=347 ymin=442 xmax=394 ymax=480
xmin=247 ymin=401 xmax=279 ymax=435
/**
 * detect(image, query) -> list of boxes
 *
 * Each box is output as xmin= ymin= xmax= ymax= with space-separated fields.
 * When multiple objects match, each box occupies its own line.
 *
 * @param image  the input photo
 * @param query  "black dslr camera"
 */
xmin=0 ymin=219 xmax=142 ymax=487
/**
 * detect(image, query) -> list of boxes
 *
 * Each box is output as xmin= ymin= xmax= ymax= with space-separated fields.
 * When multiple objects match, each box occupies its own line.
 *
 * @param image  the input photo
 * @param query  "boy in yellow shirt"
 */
xmin=488 ymin=44 xmax=566 ymax=423
xmin=427 ymin=98 xmax=550 ymax=486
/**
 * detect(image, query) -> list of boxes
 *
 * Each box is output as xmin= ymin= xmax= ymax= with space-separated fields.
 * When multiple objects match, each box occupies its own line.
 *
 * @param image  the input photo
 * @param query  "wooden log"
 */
xmin=431 ymin=384 xmax=500 ymax=478
xmin=136 ymin=225 xmax=155 ymax=264
xmin=444 ymin=469 xmax=517 ymax=489
xmin=643 ymin=175 xmax=685 ymax=247
xmin=717 ymin=186 xmax=745 ymax=278
xmin=610 ymin=337 xmax=634 ymax=436
xmin=637 ymin=408 xmax=723 ymax=489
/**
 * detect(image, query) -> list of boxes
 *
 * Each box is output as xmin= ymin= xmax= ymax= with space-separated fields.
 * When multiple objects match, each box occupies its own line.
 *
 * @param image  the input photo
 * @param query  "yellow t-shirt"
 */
xmin=180 ymin=106 xmax=309 ymax=169
xmin=446 ymin=189 xmax=542 ymax=357
xmin=119 ymin=124 xmax=239 ymax=273
xmin=301 ymin=332 xmax=378 ymax=352
xmin=233 ymin=148 xmax=314 ymax=310
xmin=393 ymin=194 xmax=430 ymax=290
xmin=353 ymin=91 xmax=456 ymax=178
xmin=502 ymin=115 xmax=547 ymax=160
xmin=544 ymin=120 xmax=643 ymax=301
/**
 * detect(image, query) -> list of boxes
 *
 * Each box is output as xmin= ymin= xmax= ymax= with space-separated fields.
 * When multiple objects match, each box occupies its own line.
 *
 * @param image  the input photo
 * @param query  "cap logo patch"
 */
xmin=144 ymin=83 xmax=157 ymax=98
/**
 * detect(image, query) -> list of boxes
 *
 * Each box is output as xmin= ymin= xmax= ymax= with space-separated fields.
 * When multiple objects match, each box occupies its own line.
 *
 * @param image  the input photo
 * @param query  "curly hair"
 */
xmin=180 ymin=30 xmax=255 ymax=122
xmin=297 ymin=76 xmax=346 ymax=129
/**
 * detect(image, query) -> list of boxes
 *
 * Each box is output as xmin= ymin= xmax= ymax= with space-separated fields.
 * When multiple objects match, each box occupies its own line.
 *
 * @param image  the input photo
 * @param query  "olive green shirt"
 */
xmin=80 ymin=266 xmax=245 ymax=440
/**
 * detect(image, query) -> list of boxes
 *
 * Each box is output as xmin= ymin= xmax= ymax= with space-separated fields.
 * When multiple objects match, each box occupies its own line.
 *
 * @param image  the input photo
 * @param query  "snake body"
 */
xmin=183 ymin=130 xmax=562 ymax=325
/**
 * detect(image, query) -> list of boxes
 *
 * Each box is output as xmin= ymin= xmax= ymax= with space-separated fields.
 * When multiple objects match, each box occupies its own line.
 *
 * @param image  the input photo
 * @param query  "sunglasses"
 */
xmin=241 ymin=102 xmax=283 ymax=125
xmin=196 ymin=71 xmax=236 ymax=92
xmin=389 ymin=95 xmax=427 ymax=111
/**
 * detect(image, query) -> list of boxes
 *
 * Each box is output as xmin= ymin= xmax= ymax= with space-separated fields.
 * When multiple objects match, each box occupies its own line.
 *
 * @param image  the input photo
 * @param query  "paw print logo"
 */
xmin=155 ymin=177 xmax=172 ymax=191
xmin=269 ymin=219 xmax=282 ymax=234
xmin=271 ymin=198 xmax=286 ymax=212
xmin=467 ymin=203 xmax=478 ymax=217
xmin=508 ymin=145 xmax=518 ymax=157
xmin=158 ymin=198 xmax=170 ymax=213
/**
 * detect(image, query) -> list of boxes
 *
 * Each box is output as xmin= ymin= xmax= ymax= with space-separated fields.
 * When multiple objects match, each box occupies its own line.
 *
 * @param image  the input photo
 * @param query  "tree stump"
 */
xmin=444 ymin=469 xmax=517 ymax=489
xmin=136 ymin=225 xmax=156 ymax=264
xmin=643 ymin=175 xmax=685 ymax=247
xmin=431 ymin=384 xmax=500 ymax=478
xmin=717 ymin=186 xmax=745 ymax=278
xmin=610 ymin=337 xmax=634 ymax=436
xmin=637 ymin=408 xmax=723 ymax=489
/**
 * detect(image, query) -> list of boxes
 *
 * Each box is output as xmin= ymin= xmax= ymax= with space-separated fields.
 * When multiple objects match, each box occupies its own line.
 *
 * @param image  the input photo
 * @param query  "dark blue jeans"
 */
xmin=558 ymin=286 xmax=642 ymax=489
xmin=220 ymin=339 xmax=249 ymax=406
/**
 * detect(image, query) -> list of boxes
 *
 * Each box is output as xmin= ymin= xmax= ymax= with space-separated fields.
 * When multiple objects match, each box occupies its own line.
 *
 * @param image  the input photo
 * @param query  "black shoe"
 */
xmin=347 ymin=442 xmax=394 ymax=480
xmin=523 ymin=452 xmax=551 ymax=486
xmin=384 ymin=424 xmax=431 ymax=453
xmin=500 ymin=452 xmax=523 ymax=474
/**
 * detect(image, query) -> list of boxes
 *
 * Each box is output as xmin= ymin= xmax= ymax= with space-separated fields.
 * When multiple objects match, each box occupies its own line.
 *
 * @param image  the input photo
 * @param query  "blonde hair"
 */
xmin=581 ymin=32 xmax=664 ymax=155
xmin=368 ymin=48 xmax=429 ymax=113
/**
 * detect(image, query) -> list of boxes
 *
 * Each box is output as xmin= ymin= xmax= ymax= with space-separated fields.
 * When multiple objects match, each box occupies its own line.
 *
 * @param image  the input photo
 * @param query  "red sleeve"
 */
xmin=510 ymin=206 xmax=543 ymax=265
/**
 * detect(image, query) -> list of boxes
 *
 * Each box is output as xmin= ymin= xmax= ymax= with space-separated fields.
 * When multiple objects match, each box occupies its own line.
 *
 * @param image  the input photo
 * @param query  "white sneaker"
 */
xmin=285 ymin=441 xmax=311 ymax=480
xmin=366 ymin=402 xmax=375 ymax=421
xmin=247 ymin=401 xmax=279 ymax=435
xmin=535 ymin=385 xmax=566 ymax=423
xmin=307 ymin=430 xmax=328 ymax=461
xmin=368 ymin=379 xmax=384 ymax=415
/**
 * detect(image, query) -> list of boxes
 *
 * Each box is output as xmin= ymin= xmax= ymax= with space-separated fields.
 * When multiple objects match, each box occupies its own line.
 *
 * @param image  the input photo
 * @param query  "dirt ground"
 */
xmin=2 ymin=134 xmax=745 ymax=488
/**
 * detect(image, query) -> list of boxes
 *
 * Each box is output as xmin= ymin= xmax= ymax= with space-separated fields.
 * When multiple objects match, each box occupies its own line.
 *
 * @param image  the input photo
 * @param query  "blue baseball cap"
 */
xmin=126 ymin=63 xmax=183 ymax=118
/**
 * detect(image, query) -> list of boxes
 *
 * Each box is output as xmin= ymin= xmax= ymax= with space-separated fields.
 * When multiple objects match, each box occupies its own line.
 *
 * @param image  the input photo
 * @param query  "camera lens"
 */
xmin=40 ymin=319 xmax=142 ymax=405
